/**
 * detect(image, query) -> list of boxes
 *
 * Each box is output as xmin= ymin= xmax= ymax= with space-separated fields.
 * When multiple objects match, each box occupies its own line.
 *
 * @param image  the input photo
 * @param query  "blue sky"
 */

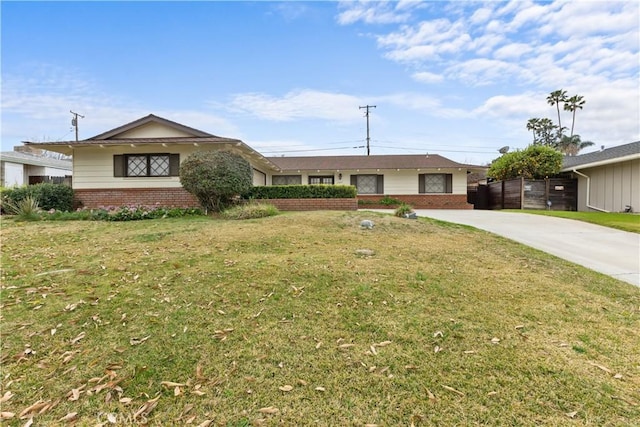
xmin=2 ymin=1 xmax=638 ymax=165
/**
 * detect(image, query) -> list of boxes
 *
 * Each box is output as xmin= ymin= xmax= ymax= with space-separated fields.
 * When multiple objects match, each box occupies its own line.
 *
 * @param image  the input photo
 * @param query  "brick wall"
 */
xmin=74 ymin=188 xmax=358 ymax=211
xmin=257 ymin=198 xmax=358 ymax=211
xmin=358 ymin=194 xmax=472 ymax=209
xmin=74 ymin=188 xmax=199 ymax=209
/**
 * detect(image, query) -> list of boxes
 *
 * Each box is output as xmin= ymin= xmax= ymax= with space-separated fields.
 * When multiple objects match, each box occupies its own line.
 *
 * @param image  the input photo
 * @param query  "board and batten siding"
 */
xmin=576 ymin=158 xmax=640 ymax=212
xmin=72 ymin=146 xmax=268 ymax=190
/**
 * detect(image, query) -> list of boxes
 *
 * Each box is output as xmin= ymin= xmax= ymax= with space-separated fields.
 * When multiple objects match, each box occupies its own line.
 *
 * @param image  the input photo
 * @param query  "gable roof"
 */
xmin=89 ymin=114 xmax=214 ymax=140
xmin=0 ymin=151 xmax=72 ymax=170
xmin=267 ymin=154 xmax=480 ymax=171
xmin=562 ymin=141 xmax=640 ymax=171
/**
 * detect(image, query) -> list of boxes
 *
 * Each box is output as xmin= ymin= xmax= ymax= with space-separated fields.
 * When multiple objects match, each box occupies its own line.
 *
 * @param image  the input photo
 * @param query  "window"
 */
xmin=308 ymin=176 xmax=334 ymax=185
xmin=272 ymin=175 xmax=302 ymax=185
xmin=114 ymin=154 xmax=179 ymax=177
xmin=350 ymin=174 xmax=384 ymax=194
xmin=419 ymin=173 xmax=452 ymax=193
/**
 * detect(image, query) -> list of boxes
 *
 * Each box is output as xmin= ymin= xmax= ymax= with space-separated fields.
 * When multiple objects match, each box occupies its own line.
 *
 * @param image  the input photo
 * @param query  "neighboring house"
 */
xmin=561 ymin=141 xmax=640 ymax=213
xmin=0 ymin=150 xmax=72 ymax=187
xmin=23 ymin=114 xmax=485 ymax=210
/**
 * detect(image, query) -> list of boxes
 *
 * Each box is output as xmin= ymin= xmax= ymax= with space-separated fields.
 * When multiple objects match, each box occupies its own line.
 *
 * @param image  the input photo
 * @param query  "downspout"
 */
xmin=572 ymin=169 xmax=609 ymax=213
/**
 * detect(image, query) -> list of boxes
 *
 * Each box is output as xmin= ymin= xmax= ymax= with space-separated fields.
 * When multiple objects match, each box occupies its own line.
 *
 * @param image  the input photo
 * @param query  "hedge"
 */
xmin=1 ymin=183 xmax=74 ymax=212
xmin=245 ymin=185 xmax=357 ymax=199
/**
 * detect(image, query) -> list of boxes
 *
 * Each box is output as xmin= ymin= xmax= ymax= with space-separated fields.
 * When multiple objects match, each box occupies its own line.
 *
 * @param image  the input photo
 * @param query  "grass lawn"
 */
xmin=511 ymin=210 xmax=640 ymax=234
xmin=1 ymin=211 xmax=639 ymax=426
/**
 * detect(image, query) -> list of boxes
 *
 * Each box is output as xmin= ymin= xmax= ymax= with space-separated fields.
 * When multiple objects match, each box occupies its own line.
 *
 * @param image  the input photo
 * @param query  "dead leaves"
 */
xmin=278 ymin=385 xmax=293 ymax=392
xmin=133 ymin=395 xmax=160 ymax=420
xmin=213 ymin=328 xmax=234 ymax=341
xmin=258 ymin=406 xmax=279 ymax=415
xmin=129 ymin=335 xmax=151 ymax=346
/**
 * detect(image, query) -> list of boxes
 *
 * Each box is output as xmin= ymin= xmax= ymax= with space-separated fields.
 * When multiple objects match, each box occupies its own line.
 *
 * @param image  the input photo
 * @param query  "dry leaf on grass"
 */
xmin=490 ymin=337 xmax=500 ymax=344
xmin=58 ymin=412 xmax=78 ymax=422
xmin=70 ymin=332 xmax=86 ymax=344
xmin=197 ymin=421 xmax=213 ymax=427
xmin=374 ymin=341 xmax=392 ymax=347
xmin=441 ymin=385 xmax=465 ymax=397
xmin=19 ymin=401 xmax=49 ymax=419
xmin=315 ymin=387 xmax=325 ymax=392
xmin=258 ymin=406 xmax=279 ymax=415
xmin=0 ymin=391 xmax=14 ymax=404
xmin=566 ymin=411 xmax=578 ymax=418
xmin=161 ymin=381 xmax=187 ymax=388
xmin=133 ymin=395 xmax=160 ymax=420
xmin=433 ymin=331 xmax=443 ymax=338
xmin=130 ymin=335 xmax=151 ymax=346
xmin=588 ymin=361 xmax=612 ymax=374
xmin=279 ymin=385 xmax=293 ymax=392
xmin=0 ymin=412 xmax=15 ymax=420
xmin=338 ymin=343 xmax=355 ymax=349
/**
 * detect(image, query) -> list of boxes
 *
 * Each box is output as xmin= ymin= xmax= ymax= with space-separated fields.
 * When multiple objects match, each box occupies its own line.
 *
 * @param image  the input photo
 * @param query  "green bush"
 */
xmin=3 ymin=196 xmax=41 ymax=221
xmin=245 ymin=185 xmax=357 ymax=200
xmin=394 ymin=203 xmax=414 ymax=217
xmin=180 ymin=151 xmax=253 ymax=213
xmin=488 ymin=145 xmax=563 ymax=181
xmin=220 ymin=203 xmax=279 ymax=220
xmin=379 ymin=195 xmax=403 ymax=206
xmin=1 ymin=183 xmax=74 ymax=212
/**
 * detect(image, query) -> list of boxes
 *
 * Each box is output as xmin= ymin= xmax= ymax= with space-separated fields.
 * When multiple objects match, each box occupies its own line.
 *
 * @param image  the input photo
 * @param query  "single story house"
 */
xmin=23 ymin=114 xmax=485 ymax=210
xmin=0 ymin=150 xmax=72 ymax=187
xmin=561 ymin=141 xmax=639 ymax=213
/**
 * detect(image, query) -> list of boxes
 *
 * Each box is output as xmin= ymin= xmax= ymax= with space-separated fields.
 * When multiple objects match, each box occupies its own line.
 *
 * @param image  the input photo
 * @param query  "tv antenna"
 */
xmin=70 ymin=110 xmax=85 ymax=141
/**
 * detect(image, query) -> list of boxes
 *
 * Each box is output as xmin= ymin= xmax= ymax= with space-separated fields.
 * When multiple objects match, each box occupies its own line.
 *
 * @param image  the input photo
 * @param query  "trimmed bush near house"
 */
xmin=394 ymin=203 xmax=414 ymax=217
xmin=245 ymin=184 xmax=357 ymax=200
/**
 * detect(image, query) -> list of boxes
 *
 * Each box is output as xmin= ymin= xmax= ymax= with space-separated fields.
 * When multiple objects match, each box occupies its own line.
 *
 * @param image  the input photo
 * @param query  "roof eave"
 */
xmin=562 ymin=153 xmax=640 ymax=171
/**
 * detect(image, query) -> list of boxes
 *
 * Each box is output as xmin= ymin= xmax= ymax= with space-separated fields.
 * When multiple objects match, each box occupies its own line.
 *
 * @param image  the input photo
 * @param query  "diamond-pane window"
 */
xmin=357 ymin=175 xmax=377 ymax=194
xmin=424 ymin=174 xmax=445 ymax=193
xmin=127 ymin=155 xmax=147 ymax=177
xmin=150 ymin=155 xmax=170 ymax=176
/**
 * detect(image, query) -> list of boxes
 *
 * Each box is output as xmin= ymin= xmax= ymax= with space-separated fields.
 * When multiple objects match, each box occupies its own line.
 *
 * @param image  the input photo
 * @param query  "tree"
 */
xmin=527 ymin=117 xmax=558 ymax=147
xmin=557 ymin=134 xmax=595 ymax=156
xmin=179 ymin=150 xmax=253 ymax=213
xmin=563 ymin=94 xmax=585 ymax=137
xmin=546 ymin=89 xmax=568 ymax=138
xmin=488 ymin=145 xmax=563 ymax=181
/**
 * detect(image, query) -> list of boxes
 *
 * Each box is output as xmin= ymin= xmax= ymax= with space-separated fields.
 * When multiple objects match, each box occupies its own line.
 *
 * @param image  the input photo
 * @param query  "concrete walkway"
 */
xmin=366 ymin=209 xmax=640 ymax=287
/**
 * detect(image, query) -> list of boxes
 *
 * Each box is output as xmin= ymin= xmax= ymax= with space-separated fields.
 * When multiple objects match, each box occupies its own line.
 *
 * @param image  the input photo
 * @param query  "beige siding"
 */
xmin=117 ymin=122 xmax=193 ymax=138
xmin=268 ymin=168 xmax=468 ymax=195
xmin=73 ymin=146 xmax=267 ymax=189
xmin=576 ymin=158 xmax=640 ymax=212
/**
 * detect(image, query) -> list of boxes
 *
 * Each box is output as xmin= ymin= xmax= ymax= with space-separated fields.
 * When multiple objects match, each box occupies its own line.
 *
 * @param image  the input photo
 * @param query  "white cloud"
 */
xmin=411 ymin=71 xmax=444 ymax=84
xmin=224 ymin=90 xmax=363 ymax=122
xmin=336 ymin=1 xmax=416 ymax=25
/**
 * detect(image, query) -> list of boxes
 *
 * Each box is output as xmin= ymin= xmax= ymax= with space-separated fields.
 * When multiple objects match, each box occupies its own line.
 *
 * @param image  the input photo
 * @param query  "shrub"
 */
xmin=245 ymin=185 xmax=357 ymax=200
xmin=1 ymin=183 xmax=74 ymax=212
xmin=380 ymin=196 xmax=403 ymax=206
xmin=180 ymin=151 xmax=253 ymax=213
xmin=394 ymin=203 xmax=414 ymax=217
xmin=4 ymin=196 xmax=41 ymax=221
xmin=220 ymin=203 xmax=279 ymax=220
xmin=488 ymin=145 xmax=563 ymax=181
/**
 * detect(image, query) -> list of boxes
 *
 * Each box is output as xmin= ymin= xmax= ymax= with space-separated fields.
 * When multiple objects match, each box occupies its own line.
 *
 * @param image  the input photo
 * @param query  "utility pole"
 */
xmin=359 ymin=105 xmax=376 ymax=156
xmin=70 ymin=110 xmax=85 ymax=141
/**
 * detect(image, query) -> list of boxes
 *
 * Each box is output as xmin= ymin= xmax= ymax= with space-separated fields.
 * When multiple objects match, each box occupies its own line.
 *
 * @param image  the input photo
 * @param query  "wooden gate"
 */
xmin=478 ymin=177 xmax=577 ymax=211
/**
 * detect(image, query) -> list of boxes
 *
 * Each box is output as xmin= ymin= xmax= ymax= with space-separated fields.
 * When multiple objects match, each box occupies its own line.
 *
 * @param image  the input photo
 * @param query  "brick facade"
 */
xmin=257 ymin=198 xmax=358 ymax=211
xmin=358 ymin=194 xmax=472 ymax=209
xmin=74 ymin=188 xmax=200 ymax=209
xmin=74 ymin=189 xmax=468 ymax=211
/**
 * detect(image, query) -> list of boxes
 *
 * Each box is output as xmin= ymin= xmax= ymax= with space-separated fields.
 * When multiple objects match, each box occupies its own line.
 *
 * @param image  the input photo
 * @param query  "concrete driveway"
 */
xmin=366 ymin=209 xmax=640 ymax=287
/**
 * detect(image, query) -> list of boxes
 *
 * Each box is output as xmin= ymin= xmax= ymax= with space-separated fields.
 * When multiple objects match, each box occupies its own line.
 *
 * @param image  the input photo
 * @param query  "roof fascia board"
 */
xmin=89 ymin=114 xmax=213 ymax=140
xmin=562 ymin=153 xmax=640 ymax=171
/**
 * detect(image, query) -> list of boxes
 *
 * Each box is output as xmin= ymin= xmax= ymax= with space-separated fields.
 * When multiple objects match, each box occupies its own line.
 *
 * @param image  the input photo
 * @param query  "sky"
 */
xmin=1 ymin=1 xmax=638 ymax=165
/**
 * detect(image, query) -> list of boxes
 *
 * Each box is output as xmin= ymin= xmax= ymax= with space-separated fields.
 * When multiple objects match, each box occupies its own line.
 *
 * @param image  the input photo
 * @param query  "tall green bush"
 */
xmin=180 ymin=150 xmax=253 ymax=213
xmin=488 ymin=145 xmax=563 ymax=181
xmin=1 ymin=183 xmax=74 ymax=212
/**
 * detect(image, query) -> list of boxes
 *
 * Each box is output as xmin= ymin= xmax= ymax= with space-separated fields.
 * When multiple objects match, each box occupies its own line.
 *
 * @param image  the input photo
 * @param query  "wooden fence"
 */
xmin=478 ymin=177 xmax=577 ymax=211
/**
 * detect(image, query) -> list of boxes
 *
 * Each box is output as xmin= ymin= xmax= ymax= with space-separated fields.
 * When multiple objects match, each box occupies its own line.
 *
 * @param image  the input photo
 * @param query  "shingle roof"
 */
xmin=267 ymin=154 xmax=477 ymax=171
xmin=0 ymin=151 xmax=72 ymax=170
xmin=562 ymin=141 xmax=640 ymax=170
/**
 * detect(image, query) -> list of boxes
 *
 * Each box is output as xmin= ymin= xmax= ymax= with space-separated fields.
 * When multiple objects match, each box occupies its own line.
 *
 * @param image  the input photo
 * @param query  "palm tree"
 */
xmin=547 ymin=89 xmax=568 ymax=139
xmin=564 ymin=94 xmax=586 ymax=137
xmin=558 ymin=134 xmax=595 ymax=156
xmin=526 ymin=118 xmax=540 ymax=143
xmin=537 ymin=118 xmax=558 ymax=147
